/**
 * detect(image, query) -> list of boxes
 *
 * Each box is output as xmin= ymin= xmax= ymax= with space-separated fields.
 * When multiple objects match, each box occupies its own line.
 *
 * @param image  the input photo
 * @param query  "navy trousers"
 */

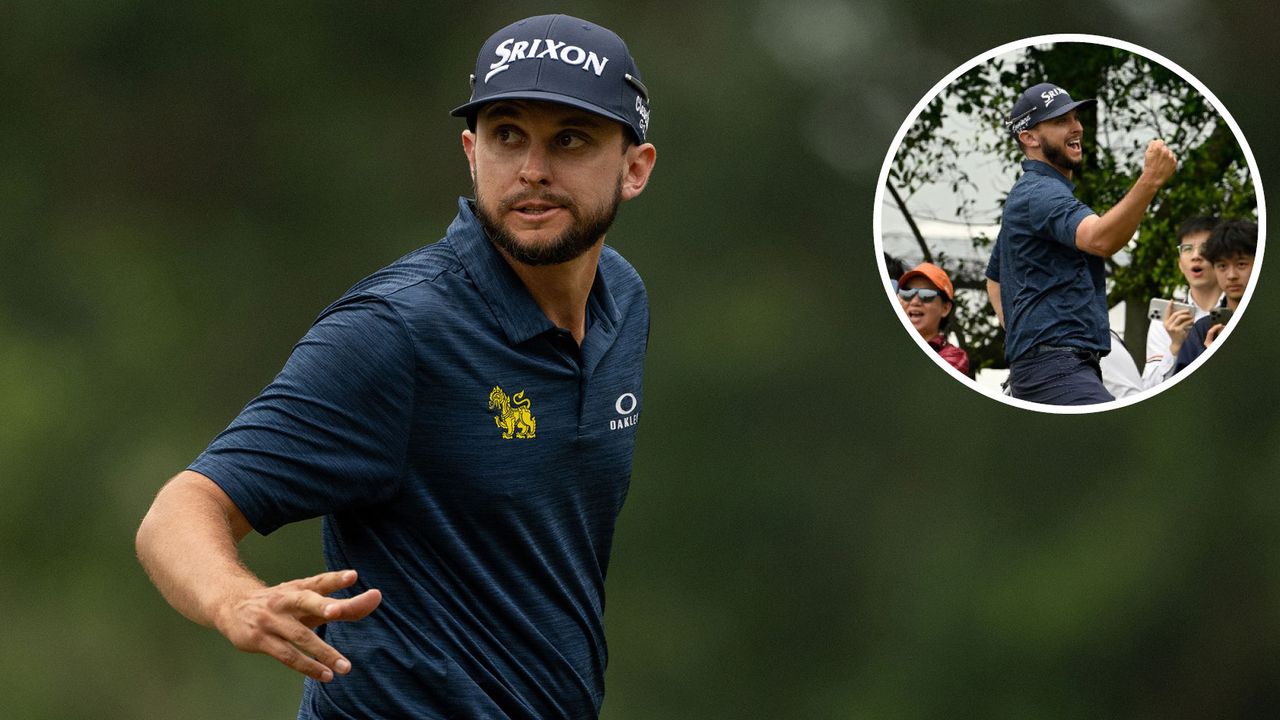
xmin=1009 ymin=347 xmax=1114 ymax=406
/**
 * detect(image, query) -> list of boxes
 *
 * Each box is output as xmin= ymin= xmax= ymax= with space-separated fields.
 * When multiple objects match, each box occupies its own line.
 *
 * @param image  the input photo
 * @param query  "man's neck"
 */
xmin=1188 ymin=284 xmax=1221 ymax=312
xmin=1026 ymin=153 xmax=1073 ymax=181
xmin=497 ymin=242 xmax=603 ymax=345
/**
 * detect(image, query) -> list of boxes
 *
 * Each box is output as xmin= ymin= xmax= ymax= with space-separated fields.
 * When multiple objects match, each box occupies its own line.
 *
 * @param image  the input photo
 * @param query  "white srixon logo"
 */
xmin=486 ymin=37 xmax=610 ymax=83
xmin=1041 ymin=86 xmax=1066 ymax=107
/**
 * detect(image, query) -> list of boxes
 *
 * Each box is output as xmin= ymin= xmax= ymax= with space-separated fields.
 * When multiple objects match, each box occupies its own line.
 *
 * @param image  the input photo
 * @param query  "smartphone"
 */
xmin=1147 ymin=298 xmax=1195 ymax=321
xmin=1209 ymin=307 xmax=1234 ymax=325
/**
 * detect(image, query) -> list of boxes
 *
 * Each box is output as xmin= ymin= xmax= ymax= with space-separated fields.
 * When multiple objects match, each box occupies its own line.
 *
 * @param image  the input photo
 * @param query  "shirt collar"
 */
xmin=1021 ymin=159 xmax=1076 ymax=191
xmin=446 ymin=197 xmax=620 ymax=346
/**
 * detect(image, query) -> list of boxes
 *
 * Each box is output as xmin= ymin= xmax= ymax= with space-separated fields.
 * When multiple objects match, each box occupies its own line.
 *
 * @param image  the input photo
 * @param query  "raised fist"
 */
xmin=1143 ymin=139 xmax=1178 ymax=186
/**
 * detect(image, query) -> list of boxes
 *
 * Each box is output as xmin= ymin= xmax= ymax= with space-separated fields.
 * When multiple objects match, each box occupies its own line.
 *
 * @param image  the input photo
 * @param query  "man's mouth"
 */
xmin=1066 ymin=138 xmax=1082 ymax=152
xmin=512 ymin=202 xmax=562 ymax=216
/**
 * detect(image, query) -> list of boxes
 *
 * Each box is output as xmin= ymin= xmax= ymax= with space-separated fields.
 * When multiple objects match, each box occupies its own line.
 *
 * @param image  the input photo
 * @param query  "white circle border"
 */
xmin=872 ymin=33 xmax=1266 ymax=415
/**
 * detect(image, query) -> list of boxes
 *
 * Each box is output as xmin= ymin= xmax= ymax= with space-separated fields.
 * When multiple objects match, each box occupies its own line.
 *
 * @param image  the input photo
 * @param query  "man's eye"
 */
xmin=496 ymin=128 xmax=523 ymax=145
xmin=556 ymin=133 xmax=586 ymax=149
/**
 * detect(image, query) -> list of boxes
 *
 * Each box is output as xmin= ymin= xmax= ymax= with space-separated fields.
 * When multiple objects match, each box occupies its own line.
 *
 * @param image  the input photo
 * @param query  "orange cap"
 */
xmin=897 ymin=262 xmax=954 ymax=300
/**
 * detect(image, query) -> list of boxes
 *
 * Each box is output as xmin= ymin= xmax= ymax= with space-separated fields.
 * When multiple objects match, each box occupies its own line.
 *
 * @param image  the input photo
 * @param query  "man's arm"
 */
xmin=1074 ymin=139 xmax=1177 ymax=257
xmin=987 ymin=278 xmax=1004 ymax=328
xmin=136 ymin=470 xmax=381 ymax=682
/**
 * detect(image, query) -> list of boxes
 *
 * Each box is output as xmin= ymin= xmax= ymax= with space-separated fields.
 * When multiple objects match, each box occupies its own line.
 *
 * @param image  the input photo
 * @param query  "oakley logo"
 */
xmin=486 ymin=37 xmax=610 ymax=83
xmin=1041 ymin=87 xmax=1066 ymax=107
xmin=610 ymin=392 xmax=639 ymax=431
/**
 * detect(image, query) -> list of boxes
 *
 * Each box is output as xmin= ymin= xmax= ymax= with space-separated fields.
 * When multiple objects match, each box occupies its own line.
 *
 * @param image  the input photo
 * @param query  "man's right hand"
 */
xmin=1142 ymin=139 xmax=1178 ymax=187
xmin=1163 ymin=300 xmax=1194 ymax=355
xmin=214 ymin=569 xmax=383 ymax=682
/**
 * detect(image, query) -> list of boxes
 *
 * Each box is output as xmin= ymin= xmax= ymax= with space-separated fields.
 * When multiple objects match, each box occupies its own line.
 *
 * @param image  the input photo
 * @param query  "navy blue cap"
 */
xmin=451 ymin=15 xmax=651 ymax=143
xmin=1006 ymin=82 xmax=1096 ymax=137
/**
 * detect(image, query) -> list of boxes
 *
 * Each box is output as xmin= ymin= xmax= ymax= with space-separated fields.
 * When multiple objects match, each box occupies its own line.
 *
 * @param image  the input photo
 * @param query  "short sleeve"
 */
xmin=190 ymin=297 xmax=416 ymax=534
xmin=985 ymin=238 xmax=1002 ymax=282
xmin=1028 ymin=183 xmax=1094 ymax=249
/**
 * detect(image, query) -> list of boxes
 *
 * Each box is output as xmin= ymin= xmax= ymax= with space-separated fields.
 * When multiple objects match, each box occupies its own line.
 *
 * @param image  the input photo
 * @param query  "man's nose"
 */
xmin=519 ymin=144 xmax=552 ymax=186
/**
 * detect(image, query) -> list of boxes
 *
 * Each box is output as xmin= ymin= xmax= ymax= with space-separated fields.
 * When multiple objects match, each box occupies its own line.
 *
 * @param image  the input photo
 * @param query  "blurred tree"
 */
xmin=887 ymin=42 xmax=1256 ymax=370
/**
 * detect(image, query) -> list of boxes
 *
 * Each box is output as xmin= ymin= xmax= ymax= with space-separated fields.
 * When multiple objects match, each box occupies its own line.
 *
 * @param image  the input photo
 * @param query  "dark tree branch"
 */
xmin=886 ymin=179 xmax=933 ymax=264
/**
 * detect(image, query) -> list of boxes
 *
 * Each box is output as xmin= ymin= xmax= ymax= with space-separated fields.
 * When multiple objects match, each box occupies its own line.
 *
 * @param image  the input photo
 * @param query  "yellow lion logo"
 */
xmin=488 ymin=386 xmax=537 ymax=440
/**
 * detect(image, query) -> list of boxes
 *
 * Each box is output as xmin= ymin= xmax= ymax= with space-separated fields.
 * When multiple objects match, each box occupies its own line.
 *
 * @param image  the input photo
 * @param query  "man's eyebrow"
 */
xmin=481 ymin=102 xmax=525 ymax=121
xmin=558 ymin=114 xmax=606 ymax=129
xmin=480 ymin=102 xmax=607 ymax=130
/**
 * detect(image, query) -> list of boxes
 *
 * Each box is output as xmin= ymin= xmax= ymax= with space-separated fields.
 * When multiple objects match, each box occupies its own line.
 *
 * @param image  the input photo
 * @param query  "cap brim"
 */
xmin=1038 ymin=97 xmax=1096 ymax=124
xmin=450 ymin=90 xmax=634 ymax=135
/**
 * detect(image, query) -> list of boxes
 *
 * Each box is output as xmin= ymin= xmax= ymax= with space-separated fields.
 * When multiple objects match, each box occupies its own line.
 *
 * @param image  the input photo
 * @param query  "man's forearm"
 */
xmin=1075 ymin=139 xmax=1177 ymax=257
xmin=986 ymin=278 xmax=1004 ymax=328
xmin=1074 ymin=176 xmax=1163 ymax=257
xmin=135 ymin=471 xmax=263 ymax=629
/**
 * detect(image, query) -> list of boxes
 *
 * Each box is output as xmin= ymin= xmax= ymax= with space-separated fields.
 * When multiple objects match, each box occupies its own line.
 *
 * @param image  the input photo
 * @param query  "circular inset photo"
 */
xmin=874 ymin=34 xmax=1264 ymax=413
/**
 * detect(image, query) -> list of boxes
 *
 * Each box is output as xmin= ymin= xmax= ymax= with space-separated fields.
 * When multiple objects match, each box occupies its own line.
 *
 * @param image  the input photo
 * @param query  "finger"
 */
xmin=294 ymin=569 xmax=359 ymax=596
xmin=260 ymin=633 xmax=341 ymax=682
xmin=324 ymin=588 xmax=383 ymax=622
xmin=280 ymin=588 xmax=346 ymax=622
xmin=276 ymin=616 xmax=354 ymax=676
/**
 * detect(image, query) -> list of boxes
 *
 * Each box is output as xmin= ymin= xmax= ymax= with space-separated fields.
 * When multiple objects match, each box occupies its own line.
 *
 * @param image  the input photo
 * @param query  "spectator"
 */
xmin=1142 ymin=216 xmax=1222 ymax=387
xmin=1175 ymin=220 xmax=1256 ymax=373
xmin=898 ymin=262 xmax=971 ymax=377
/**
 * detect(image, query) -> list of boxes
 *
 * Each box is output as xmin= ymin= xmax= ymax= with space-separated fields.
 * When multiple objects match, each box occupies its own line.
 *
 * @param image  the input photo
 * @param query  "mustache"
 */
xmin=498 ymin=189 xmax=577 ymax=214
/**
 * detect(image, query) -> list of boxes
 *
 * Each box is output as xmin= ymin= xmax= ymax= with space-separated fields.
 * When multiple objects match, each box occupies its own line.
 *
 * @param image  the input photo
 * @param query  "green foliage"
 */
xmin=889 ymin=42 xmax=1257 ymax=365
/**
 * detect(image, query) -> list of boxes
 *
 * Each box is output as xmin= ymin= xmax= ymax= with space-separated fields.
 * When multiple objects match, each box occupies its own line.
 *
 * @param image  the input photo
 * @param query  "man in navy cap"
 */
xmin=984 ymin=82 xmax=1177 ymax=406
xmin=137 ymin=15 xmax=657 ymax=719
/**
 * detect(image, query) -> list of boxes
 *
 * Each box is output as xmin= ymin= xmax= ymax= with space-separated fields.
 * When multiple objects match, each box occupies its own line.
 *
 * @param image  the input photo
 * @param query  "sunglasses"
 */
xmin=1178 ymin=243 xmax=1205 ymax=255
xmin=897 ymin=287 xmax=943 ymax=302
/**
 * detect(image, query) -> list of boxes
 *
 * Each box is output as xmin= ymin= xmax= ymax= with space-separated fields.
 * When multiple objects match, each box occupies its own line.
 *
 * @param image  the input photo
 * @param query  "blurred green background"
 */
xmin=2 ymin=1 xmax=1277 ymax=718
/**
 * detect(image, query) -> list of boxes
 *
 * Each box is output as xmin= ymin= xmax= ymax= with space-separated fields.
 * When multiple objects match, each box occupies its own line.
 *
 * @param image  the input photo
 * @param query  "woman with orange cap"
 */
xmin=897 ymin=262 xmax=971 ymax=377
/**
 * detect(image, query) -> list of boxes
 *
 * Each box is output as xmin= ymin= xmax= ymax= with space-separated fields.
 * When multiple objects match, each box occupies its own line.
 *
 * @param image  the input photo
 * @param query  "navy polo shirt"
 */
xmin=986 ymin=160 xmax=1106 ymax=362
xmin=190 ymin=198 xmax=648 ymax=719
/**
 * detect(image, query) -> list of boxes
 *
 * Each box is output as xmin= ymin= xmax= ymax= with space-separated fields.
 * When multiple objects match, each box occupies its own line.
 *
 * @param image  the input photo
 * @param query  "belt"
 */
xmin=1019 ymin=344 xmax=1102 ymax=363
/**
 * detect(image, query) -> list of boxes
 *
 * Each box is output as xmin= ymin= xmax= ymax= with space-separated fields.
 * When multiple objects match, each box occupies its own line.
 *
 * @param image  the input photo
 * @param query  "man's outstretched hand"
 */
xmin=213 ymin=569 xmax=382 ymax=682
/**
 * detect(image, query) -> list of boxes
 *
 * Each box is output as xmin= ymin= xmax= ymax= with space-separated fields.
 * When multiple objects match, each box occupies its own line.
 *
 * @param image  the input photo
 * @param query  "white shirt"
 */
xmin=1141 ymin=289 xmax=1219 ymax=389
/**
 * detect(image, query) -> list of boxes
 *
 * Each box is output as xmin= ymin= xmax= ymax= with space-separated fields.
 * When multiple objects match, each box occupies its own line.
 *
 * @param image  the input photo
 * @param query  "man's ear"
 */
xmin=462 ymin=129 xmax=477 ymax=182
xmin=620 ymin=142 xmax=657 ymax=202
xmin=1018 ymin=129 xmax=1040 ymax=149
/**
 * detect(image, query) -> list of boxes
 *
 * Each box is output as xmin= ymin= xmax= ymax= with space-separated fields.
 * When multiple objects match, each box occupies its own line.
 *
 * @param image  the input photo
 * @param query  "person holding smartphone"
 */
xmin=1174 ymin=220 xmax=1256 ymax=374
xmin=1141 ymin=216 xmax=1223 ymax=387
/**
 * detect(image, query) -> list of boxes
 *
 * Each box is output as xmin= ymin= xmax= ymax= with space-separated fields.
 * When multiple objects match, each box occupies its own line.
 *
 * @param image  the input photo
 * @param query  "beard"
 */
xmin=1041 ymin=137 xmax=1082 ymax=173
xmin=474 ymin=177 xmax=623 ymax=266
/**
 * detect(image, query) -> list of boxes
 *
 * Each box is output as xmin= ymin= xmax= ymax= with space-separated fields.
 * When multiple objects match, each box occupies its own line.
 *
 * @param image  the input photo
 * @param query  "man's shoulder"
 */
xmin=596 ymin=244 xmax=645 ymax=286
xmin=600 ymin=245 xmax=648 ymax=306
xmin=315 ymin=238 xmax=476 ymax=331
xmin=332 ymin=238 xmax=468 ymax=308
xmin=342 ymin=239 xmax=464 ymax=301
